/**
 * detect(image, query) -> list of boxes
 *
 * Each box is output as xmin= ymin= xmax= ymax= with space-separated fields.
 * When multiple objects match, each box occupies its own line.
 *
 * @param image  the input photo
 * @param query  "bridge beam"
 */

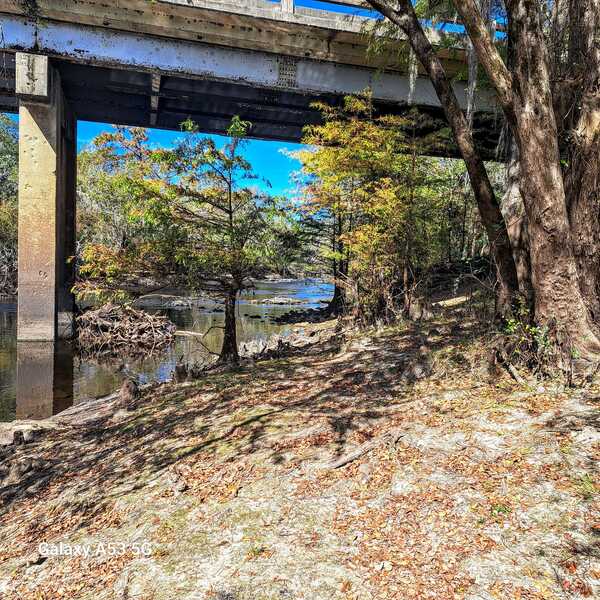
xmin=16 ymin=53 xmax=76 ymax=341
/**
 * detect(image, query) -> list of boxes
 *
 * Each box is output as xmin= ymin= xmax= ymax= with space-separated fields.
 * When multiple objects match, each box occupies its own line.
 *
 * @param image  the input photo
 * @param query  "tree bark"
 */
xmin=567 ymin=118 xmax=600 ymax=322
xmin=498 ymin=28 xmax=532 ymax=305
xmin=403 ymin=234 xmax=411 ymax=309
xmin=499 ymin=137 xmax=532 ymax=303
xmin=564 ymin=1 xmax=600 ymax=321
xmin=328 ymin=283 xmax=346 ymax=315
xmin=453 ymin=0 xmax=600 ymax=368
xmin=327 ymin=213 xmax=347 ymax=315
xmin=365 ymin=0 xmax=519 ymax=317
xmin=219 ymin=288 xmax=239 ymax=364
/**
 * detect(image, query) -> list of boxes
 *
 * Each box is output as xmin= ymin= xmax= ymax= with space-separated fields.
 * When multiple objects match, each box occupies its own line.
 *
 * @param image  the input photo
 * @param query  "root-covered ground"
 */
xmin=1 ymin=301 xmax=599 ymax=599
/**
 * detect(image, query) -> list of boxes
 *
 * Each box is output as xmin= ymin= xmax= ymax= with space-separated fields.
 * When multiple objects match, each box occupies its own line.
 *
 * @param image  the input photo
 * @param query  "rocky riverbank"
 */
xmin=1 ymin=299 xmax=599 ymax=599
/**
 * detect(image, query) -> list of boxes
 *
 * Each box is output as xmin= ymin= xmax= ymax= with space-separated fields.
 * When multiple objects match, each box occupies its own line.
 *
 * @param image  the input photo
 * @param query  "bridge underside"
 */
xmin=0 ymin=52 xmax=501 ymax=155
xmin=0 ymin=4 xmax=504 ymax=344
xmin=2 ymin=49 xmax=503 ymax=344
xmin=0 ymin=4 xmax=502 ymax=152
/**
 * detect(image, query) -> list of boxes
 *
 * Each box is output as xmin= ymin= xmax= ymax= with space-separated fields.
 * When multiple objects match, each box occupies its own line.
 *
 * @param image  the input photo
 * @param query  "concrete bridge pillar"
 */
xmin=16 ymin=342 xmax=74 ymax=419
xmin=15 ymin=53 xmax=77 ymax=341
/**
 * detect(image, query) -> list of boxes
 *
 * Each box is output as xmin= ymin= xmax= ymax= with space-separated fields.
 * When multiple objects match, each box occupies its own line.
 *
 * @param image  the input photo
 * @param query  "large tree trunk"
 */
xmin=567 ymin=128 xmax=600 ymax=322
xmin=498 ymin=34 xmax=532 ymax=304
xmin=564 ymin=1 xmax=600 ymax=321
xmin=454 ymin=0 xmax=600 ymax=370
xmin=219 ymin=288 xmax=239 ymax=364
xmin=500 ymin=137 xmax=532 ymax=303
xmin=505 ymin=1 xmax=600 ymax=368
xmin=366 ymin=0 xmax=519 ymax=317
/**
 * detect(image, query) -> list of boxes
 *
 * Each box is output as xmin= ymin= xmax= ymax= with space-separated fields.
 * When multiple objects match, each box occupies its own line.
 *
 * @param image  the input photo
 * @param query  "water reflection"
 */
xmin=16 ymin=342 xmax=74 ymax=419
xmin=0 ymin=280 xmax=332 ymax=422
xmin=0 ymin=300 xmax=16 ymax=421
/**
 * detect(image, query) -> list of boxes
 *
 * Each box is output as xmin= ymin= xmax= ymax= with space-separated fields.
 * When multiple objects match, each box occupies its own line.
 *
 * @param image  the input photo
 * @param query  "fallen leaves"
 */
xmin=1 ymin=317 xmax=599 ymax=598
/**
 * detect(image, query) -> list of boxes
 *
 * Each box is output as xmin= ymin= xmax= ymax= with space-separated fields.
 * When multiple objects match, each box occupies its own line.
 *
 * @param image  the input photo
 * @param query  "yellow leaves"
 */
xmin=78 ymin=243 xmax=123 ymax=279
xmin=245 ymin=544 xmax=273 ymax=560
xmin=224 ymin=482 xmax=241 ymax=499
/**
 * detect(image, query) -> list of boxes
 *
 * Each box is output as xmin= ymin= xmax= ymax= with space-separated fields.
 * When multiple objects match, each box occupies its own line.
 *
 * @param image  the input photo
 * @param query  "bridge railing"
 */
xmin=276 ymin=0 xmax=372 ymax=14
xmin=265 ymin=0 xmax=503 ymax=34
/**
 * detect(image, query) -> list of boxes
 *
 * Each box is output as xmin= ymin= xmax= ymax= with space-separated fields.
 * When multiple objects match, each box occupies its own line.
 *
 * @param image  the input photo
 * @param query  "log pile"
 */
xmin=77 ymin=303 xmax=176 ymax=357
xmin=0 ymin=244 xmax=17 ymax=296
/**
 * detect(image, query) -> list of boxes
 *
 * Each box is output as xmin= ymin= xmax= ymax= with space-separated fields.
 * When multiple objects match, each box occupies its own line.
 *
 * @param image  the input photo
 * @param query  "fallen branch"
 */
xmin=506 ymin=363 xmax=526 ymax=385
xmin=319 ymin=428 xmax=405 ymax=469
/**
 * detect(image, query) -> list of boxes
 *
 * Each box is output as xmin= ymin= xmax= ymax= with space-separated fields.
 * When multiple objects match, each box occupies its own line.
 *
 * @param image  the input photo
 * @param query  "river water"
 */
xmin=0 ymin=279 xmax=332 ymax=422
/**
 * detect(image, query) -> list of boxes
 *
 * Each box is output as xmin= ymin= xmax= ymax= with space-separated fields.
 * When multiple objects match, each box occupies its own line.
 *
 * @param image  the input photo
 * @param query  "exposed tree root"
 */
xmin=319 ymin=428 xmax=405 ymax=469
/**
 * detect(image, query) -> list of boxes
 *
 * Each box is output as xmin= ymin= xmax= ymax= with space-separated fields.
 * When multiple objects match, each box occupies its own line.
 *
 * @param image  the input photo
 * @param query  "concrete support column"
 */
xmin=16 ymin=53 xmax=77 ymax=341
xmin=16 ymin=342 xmax=74 ymax=419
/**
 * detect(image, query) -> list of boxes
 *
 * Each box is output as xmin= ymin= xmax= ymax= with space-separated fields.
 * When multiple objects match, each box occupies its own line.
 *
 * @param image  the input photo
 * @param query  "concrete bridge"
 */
xmin=0 ymin=0 xmax=499 ymax=343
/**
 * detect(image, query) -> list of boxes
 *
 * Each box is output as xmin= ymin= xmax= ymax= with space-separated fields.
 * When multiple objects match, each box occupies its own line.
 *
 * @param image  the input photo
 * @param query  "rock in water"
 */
xmin=251 ymin=297 xmax=303 ymax=305
xmin=120 ymin=379 xmax=139 ymax=410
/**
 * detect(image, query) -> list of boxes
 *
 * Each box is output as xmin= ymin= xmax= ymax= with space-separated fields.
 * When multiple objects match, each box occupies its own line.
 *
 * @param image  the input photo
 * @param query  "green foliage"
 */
xmin=125 ymin=123 xmax=278 ymax=291
xmin=490 ymin=503 xmax=511 ymax=517
xmin=500 ymin=299 xmax=557 ymax=375
xmin=260 ymin=197 xmax=310 ymax=277
xmin=0 ymin=115 xmax=18 ymax=294
xmin=0 ymin=115 xmax=17 ymax=205
xmin=77 ymin=120 xmax=306 ymax=360
xmin=78 ymin=122 xmax=272 ymax=294
xmin=76 ymin=129 xmax=183 ymax=301
xmin=295 ymin=92 xmax=484 ymax=323
xmin=576 ymin=473 xmax=597 ymax=501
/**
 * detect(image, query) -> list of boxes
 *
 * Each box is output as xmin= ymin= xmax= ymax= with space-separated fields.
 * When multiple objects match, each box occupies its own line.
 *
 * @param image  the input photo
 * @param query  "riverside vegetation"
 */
xmin=1 ymin=295 xmax=599 ymax=599
xmin=1 ymin=2 xmax=600 ymax=596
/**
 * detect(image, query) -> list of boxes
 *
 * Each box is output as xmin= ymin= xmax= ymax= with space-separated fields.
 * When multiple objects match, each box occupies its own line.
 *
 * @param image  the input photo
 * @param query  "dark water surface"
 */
xmin=0 ymin=280 xmax=332 ymax=422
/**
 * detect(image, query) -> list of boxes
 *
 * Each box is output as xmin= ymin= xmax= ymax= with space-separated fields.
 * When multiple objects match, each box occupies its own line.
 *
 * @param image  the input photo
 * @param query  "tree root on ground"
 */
xmin=318 ymin=428 xmax=405 ymax=469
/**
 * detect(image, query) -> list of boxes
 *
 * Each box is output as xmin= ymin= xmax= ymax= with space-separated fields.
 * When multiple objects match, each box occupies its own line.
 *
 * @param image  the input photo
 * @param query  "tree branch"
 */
xmin=364 ymin=0 xmax=519 ymax=311
xmin=452 ymin=0 xmax=514 ymax=113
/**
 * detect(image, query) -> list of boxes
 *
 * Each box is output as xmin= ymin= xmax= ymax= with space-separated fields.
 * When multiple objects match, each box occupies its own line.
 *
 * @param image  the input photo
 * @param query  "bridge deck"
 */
xmin=0 ymin=0 xmax=470 ymax=71
xmin=0 ymin=0 xmax=500 ymax=153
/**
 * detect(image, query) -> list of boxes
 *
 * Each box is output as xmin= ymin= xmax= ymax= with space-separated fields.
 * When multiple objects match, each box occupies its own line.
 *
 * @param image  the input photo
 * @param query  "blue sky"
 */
xmin=4 ymin=112 xmax=305 ymax=196
xmin=77 ymin=121 xmax=305 ymax=197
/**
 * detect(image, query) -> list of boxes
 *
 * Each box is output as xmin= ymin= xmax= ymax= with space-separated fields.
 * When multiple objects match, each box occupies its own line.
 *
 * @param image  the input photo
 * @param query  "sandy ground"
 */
xmin=0 ymin=304 xmax=599 ymax=599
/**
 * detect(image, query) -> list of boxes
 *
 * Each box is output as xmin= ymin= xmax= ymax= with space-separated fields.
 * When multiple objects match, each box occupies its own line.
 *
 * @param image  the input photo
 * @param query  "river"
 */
xmin=0 ymin=279 xmax=332 ymax=422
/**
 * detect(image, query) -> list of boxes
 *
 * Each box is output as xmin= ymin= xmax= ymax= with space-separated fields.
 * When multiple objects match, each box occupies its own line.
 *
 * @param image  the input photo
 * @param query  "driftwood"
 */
xmin=77 ymin=303 xmax=176 ymax=357
xmin=506 ymin=363 xmax=527 ymax=385
xmin=0 ymin=244 xmax=17 ymax=296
